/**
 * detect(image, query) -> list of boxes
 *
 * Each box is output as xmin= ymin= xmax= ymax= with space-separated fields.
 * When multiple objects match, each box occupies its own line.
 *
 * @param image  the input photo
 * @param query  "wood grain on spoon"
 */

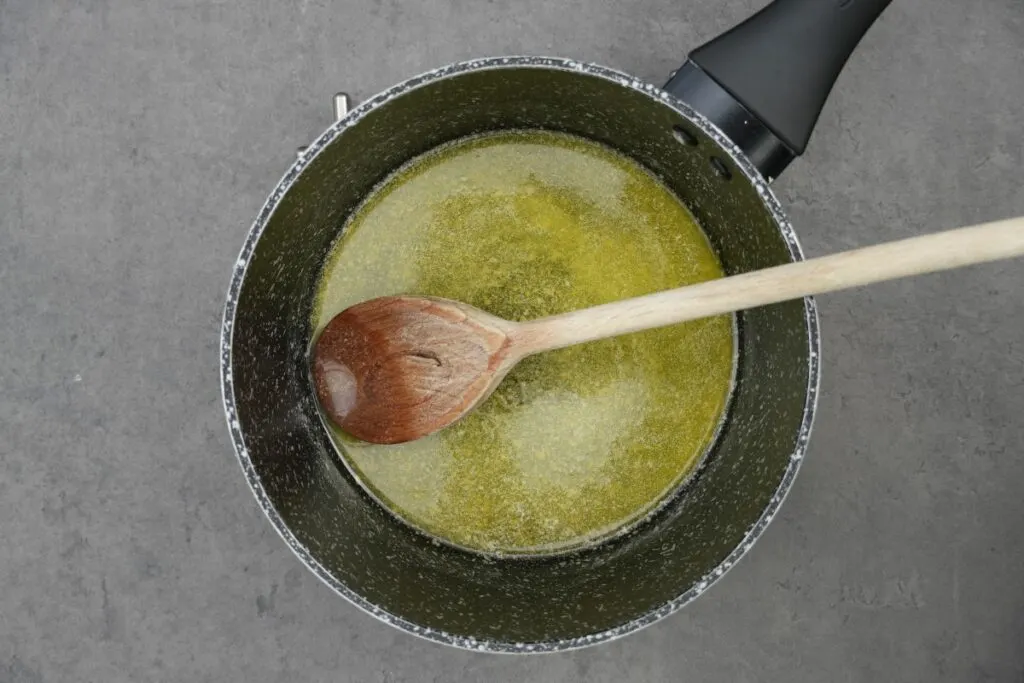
xmin=313 ymin=216 xmax=1024 ymax=444
xmin=312 ymin=296 xmax=520 ymax=444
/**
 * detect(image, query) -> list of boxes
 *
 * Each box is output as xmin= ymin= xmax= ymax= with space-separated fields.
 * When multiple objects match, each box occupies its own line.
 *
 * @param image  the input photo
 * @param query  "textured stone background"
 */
xmin=2 ymin=0 xmax=1022 ymax=680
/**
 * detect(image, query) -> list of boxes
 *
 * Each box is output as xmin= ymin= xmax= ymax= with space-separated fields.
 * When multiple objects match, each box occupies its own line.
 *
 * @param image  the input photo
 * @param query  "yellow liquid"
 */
xmin=313 ymin=130 xmax=734 ymax=555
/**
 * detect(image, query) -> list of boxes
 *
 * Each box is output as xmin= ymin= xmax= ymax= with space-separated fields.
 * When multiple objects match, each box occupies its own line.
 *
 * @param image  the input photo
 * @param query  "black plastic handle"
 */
xmin=665 ymin=0 xmax=891 ymax=179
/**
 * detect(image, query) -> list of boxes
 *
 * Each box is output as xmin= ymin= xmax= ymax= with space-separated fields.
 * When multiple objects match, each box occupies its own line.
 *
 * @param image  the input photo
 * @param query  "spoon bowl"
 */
xmin=313 ymin=296 xmax=519 ymax=443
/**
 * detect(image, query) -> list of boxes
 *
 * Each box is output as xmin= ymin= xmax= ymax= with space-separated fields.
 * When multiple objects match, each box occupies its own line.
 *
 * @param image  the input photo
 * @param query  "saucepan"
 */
xmin=222 ymin=0 xmax=891 ymax=651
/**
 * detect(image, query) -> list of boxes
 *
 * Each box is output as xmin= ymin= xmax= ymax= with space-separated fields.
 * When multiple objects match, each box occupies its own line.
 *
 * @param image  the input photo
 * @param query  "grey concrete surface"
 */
xmin=2 ymin=0 xmax=1023 ymax=680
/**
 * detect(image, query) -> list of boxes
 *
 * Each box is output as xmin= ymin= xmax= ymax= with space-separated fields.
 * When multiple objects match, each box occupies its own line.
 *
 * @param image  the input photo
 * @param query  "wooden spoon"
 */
xmin=313 ymin=217 xmax=1024 ymax=444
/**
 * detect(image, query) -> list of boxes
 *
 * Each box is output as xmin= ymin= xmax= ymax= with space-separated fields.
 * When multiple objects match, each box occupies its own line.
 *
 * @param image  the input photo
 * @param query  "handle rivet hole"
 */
xmin=710 ymin=157 xmax=732 ymax=180
xmin=672 ymin=125 xmax=699 ymax=147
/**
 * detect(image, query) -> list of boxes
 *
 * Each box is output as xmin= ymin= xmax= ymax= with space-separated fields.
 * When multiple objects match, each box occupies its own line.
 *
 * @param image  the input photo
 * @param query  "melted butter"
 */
xmin=313 ymin=130 xmax=734 ymax=555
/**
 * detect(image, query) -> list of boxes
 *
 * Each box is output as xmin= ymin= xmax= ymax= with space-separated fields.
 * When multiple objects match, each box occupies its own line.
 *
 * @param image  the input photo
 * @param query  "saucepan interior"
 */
xmin=222 ymin=58 xmax=818 ymax=650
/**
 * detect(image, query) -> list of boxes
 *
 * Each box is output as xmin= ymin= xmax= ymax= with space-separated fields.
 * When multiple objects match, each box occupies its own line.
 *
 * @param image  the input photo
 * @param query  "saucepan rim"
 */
xmin=219 ymin=55 xmax=821 ymax=653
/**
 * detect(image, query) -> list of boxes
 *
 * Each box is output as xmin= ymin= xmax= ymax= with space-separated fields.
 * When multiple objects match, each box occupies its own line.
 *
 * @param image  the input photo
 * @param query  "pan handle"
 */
xmin=664 ymin=0 xmax=891 ymax=180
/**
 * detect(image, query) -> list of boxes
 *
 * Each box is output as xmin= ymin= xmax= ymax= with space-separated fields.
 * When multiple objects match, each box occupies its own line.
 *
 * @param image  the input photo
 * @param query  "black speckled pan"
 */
xmin=221 ymin=0 xmax=890 ymax=652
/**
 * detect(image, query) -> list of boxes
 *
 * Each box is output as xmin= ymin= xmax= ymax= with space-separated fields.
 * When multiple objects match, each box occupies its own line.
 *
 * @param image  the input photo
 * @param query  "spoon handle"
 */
xmin=516 ymin=216 xmax=1024 ymax=354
